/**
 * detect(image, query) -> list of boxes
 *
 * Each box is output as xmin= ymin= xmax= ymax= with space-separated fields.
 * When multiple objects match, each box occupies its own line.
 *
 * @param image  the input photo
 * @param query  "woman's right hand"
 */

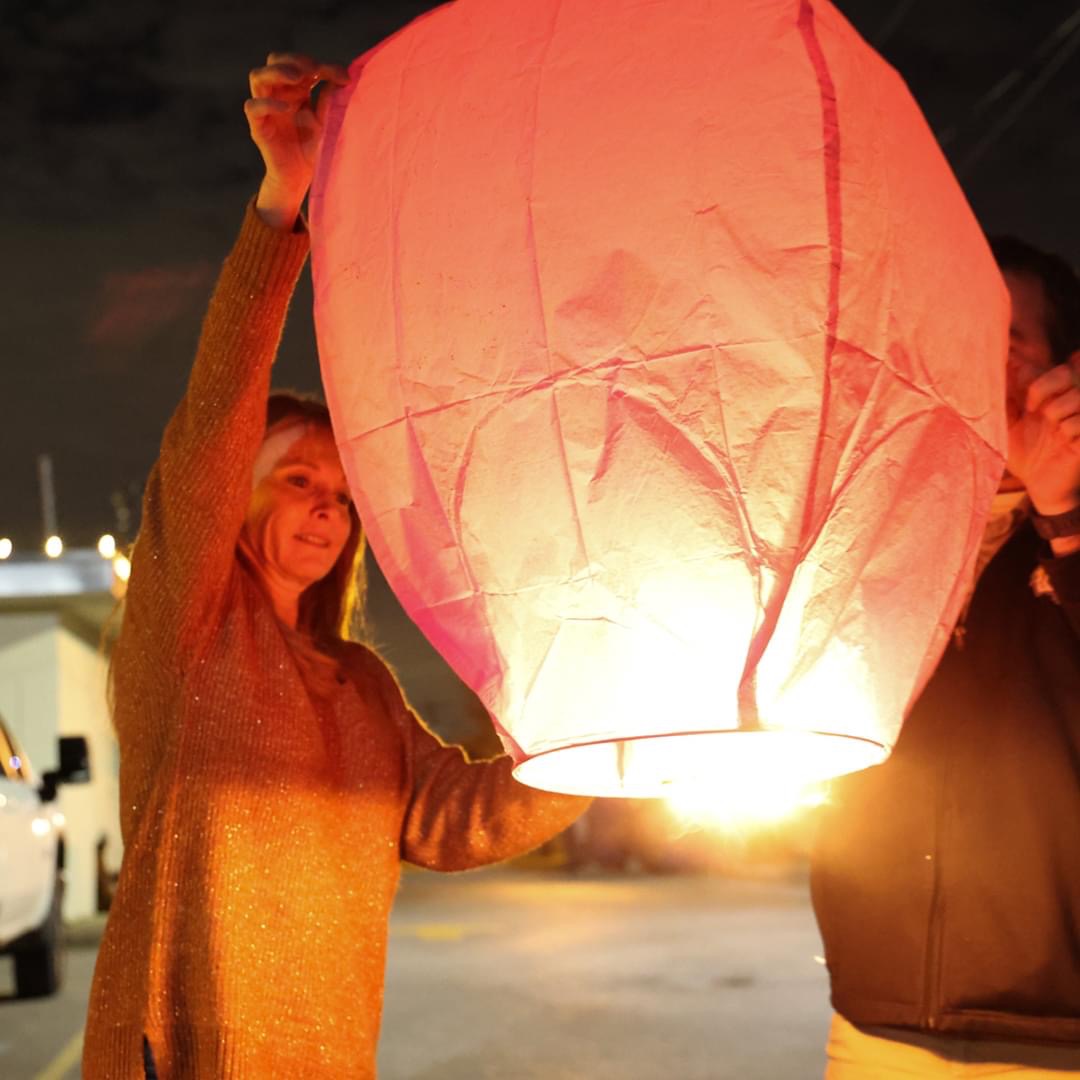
xmin=245 ymin=53 xmax=348 ymax=231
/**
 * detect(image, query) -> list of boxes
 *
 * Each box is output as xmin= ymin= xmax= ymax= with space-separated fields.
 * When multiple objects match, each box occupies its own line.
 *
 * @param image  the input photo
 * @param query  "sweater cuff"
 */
xmin=225 ymin=198 xmax=311 ymax=300
xmin=1041 ymin=547 xmax=1080 ymax=604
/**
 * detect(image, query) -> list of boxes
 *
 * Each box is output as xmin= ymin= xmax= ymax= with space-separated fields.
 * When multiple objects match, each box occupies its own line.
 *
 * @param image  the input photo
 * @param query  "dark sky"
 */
xmin=4 ymin=0 xmax=1079 ymax=551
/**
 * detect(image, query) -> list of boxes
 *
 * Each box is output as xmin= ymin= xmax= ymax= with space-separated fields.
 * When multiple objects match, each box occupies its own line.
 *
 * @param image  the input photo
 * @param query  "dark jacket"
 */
xmin=812 ymin=521 xmax=1080 ymax=1044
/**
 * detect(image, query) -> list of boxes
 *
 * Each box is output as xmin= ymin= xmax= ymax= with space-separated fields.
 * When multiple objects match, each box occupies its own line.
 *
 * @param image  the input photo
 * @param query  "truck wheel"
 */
xmin=13 ymin=872 xmax=65 ymax=998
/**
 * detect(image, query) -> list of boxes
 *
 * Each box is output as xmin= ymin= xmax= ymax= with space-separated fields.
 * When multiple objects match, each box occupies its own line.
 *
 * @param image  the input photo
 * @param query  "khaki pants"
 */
xmin=826 ymin=1013 xmax=1080 ymax=1078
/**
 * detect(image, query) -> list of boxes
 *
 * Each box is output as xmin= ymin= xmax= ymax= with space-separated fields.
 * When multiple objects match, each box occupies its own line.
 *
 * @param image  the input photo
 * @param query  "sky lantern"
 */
xmin=310 ymin=0 xmax=1008 ymax=798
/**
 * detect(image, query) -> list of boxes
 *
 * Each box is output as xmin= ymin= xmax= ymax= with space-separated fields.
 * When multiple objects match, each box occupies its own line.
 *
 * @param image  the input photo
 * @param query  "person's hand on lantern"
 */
xmin=245 ymin=53 xmax=348 ymax=231
xmin=1008 ymin=360 xmax=1080 ymax=508
xmin=1007 ymin=357 xmax=1080 ymax=555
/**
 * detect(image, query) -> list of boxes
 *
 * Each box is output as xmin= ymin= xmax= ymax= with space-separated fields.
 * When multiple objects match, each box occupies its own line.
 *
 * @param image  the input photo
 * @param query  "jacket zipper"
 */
xmin=921 ymin=689 xmax=955 ymax=1030
xmin=922 ymin=865 xmax=945 ymax=1029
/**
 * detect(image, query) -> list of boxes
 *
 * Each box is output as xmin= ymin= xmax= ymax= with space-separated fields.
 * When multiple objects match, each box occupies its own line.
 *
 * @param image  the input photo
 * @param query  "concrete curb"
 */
xmin=65 ymin=914 xmax=108 ymax=948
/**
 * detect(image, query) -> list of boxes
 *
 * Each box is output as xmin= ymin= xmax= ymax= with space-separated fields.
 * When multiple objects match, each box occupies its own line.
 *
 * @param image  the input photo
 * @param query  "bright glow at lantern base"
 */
xmin=491 ymin=570 xmax=893 ymax=798
xmin=513 ymin=730 xmax=888 ymax=799
xmin=663 ymin=747 xmax=832 ymax=831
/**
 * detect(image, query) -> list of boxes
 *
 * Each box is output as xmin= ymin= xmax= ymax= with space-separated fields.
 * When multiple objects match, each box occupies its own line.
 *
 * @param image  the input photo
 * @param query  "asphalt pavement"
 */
xmin=0 ymin=868 xmax=831 ymax=1079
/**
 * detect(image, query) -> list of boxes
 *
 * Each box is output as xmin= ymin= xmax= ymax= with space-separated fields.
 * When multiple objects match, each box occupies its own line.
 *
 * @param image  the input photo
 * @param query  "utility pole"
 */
xmin=111 ymin=488 xmax=132 ymax=542
xmin=38 ymin=453 xmax=58 ymax=544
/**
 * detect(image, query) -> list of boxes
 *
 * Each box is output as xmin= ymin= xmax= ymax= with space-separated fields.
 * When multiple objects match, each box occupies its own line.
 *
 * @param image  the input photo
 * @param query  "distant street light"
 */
xmin=98 ymin=534 xmax=117 ymax=559
xmin=0 ymin=538 xmax=11 ymax=560
xmin=113 ymin=553 xmax=132 ymax=583
xmin=44 ymin=535 xmax=63 ymax=559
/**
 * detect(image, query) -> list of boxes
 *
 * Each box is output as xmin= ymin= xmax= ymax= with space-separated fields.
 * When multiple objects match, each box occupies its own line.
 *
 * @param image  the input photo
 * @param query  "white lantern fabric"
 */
xmin=310 ymin=0 xmax=1008 ymax=796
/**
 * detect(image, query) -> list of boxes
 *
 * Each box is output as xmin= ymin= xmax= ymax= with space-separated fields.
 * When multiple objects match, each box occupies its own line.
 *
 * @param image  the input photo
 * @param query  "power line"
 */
xmin=937 ymin=5 xmax=1080 ymax=149
xmin=956 ymin=11 xmax=1080 ymax=178
xmin=874 ymin=0 xmax=921 ymax=49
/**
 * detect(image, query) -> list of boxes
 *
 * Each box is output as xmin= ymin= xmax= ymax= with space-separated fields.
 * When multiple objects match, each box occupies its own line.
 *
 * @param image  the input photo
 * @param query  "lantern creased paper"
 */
xmin=311 ymin=0 xmax=1008 ymax=797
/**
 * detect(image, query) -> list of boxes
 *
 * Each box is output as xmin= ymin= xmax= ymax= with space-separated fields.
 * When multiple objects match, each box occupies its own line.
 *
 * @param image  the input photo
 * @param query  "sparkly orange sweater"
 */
xmin=83 ymin=204 xmax=586 ymax=1079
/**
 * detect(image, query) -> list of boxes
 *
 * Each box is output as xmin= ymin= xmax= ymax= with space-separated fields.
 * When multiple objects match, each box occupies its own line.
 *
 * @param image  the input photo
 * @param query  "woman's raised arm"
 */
xmin=120 ymin=57 xmax=346 ymax=675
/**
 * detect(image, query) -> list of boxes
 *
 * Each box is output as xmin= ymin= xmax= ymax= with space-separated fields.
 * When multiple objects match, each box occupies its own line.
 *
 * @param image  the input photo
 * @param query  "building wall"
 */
xmin=56 ymin=627 xmax=122 ymax=919
xmin=0 ymin=613 xmax=121 ymax=921
xmin=0 ymin=614 xmax=59 ymax=772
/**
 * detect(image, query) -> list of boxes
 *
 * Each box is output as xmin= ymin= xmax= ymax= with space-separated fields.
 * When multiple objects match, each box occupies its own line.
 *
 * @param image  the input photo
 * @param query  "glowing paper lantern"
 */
xmin=311 ymin=0 xmax=1007 ymax=796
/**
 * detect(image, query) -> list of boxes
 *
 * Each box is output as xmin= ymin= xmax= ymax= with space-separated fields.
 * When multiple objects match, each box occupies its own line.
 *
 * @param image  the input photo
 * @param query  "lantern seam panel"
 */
xmin=518 ymin=0 xmax=596 ymax=591
xmin=732 ymin=0 xmax=846 ymax=726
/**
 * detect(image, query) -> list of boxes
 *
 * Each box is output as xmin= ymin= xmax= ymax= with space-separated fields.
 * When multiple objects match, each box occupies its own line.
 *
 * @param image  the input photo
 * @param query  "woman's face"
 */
xmin=244 ymin=424 xmax=354 ymax=591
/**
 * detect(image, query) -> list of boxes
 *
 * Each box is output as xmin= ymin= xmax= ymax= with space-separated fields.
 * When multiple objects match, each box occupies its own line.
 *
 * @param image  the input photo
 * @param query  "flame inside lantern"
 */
xmin=665 ymin=765 xmax=830 ymax=833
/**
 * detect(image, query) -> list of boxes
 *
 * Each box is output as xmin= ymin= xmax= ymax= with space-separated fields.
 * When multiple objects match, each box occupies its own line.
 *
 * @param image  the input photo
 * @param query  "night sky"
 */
xmin=4 ymin=0 xmax=1079 ymax=551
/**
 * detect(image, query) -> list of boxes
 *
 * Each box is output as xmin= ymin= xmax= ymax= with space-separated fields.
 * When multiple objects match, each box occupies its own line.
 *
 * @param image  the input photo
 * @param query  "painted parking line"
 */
xmin=34 ymin=1027 xmax=83 ymax=1080
xmin=394 ymin=922 xmax=488 ymax=942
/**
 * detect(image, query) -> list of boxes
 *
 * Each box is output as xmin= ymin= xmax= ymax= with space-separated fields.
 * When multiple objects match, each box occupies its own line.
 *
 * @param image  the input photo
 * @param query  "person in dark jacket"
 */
xmin=812 ymin=238 xmax=1080 ymax=1078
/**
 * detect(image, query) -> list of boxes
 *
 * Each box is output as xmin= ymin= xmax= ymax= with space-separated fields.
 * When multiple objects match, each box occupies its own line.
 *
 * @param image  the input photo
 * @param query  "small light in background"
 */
xmin=44 ymin=535 xmax=63 ymax=559
xmin=31 ymin=817 xmax=52 ymax=837
xmin=113 ymin=553 xmax=132 ymax=583
xmin=97 ymin=533 xmax=117 ymax=559
xmin=0 ymin=538 xmax=11 ymax=559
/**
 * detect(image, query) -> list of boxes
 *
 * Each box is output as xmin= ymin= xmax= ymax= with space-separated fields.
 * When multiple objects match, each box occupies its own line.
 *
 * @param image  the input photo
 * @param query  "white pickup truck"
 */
xmin=0 ymin=714 xmax=90 ymax=997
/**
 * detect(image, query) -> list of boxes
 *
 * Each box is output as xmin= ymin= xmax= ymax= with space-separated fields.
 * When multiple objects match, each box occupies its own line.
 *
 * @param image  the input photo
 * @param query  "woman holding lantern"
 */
xmin=82 ymin=55 xmax=587 ymax=1080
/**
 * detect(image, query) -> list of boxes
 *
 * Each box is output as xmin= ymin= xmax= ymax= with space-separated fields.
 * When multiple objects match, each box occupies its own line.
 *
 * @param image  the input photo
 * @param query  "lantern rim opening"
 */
xmin=511 ymin=729 xmax=888 ymax=799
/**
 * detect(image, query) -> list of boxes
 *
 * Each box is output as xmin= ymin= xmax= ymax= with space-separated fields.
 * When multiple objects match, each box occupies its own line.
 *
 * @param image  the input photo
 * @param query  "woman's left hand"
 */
xmin=245 ymin=53 xmax=349 ymax=231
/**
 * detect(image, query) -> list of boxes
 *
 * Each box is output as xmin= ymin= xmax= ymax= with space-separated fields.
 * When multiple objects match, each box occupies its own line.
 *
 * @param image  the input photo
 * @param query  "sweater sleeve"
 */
xmin=353 ymin=650 xmax=590 ymax=870
xmin=1042 ymin=547 xmax=1080 ymax=641
xmin=400 ymin=716 xmax=591 ymax=871
xmin=123 ymin=203 xmax=310 ymax=671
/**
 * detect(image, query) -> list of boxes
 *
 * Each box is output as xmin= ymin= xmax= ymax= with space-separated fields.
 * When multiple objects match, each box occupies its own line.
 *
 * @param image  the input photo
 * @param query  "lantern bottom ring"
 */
xmin=511 ymin=729 xmax=889 ymax=798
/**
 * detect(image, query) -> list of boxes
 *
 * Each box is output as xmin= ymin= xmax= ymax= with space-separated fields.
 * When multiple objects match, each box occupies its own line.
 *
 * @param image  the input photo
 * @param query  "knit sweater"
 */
xmin=83 ymin=204 xmax=587 ymax=1079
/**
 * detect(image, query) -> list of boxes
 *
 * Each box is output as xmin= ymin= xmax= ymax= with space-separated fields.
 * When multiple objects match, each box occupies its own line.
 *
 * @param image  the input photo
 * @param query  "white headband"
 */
xmin=251 ymin=423 xmax=307 ymax=490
